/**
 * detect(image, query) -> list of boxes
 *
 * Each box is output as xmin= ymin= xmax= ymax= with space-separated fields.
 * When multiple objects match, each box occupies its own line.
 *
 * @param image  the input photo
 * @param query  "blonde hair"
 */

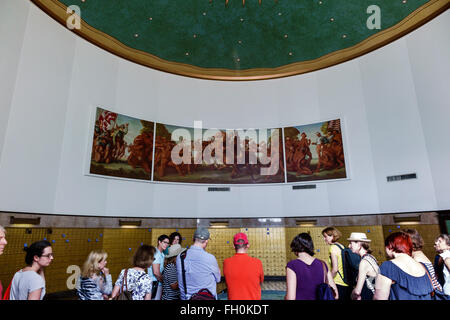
xmin=81 ymin=250 xmax=108 ymax=278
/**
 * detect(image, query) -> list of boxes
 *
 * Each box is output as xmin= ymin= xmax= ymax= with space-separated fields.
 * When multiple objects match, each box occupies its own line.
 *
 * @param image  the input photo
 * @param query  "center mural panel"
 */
xmin=153 ymin=124 xmax=285 ymax=184
xmin=87 ymin=107 xmax=348 ymax=185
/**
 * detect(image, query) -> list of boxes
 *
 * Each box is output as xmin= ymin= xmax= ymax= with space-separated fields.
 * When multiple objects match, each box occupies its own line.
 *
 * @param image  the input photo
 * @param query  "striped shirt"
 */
xmin=161 ymin=263 xmax=180 ymax=300
xmin=77 ymin=274 xmax=112 ymax=300
xmin=423 ymin=262 xmax=443 ymax=291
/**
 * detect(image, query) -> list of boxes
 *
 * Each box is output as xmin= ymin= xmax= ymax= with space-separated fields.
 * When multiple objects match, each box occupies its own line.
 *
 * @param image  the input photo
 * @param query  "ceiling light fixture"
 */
xmin=393 ymin=215 xmax=421 ymax=225
xmin=295 ymin=219 xmax=317 ymax=227
xmin=209 ymin=221 xmax=229 ymax=228
xmin=10 ymin=216 xmax=41 ymax=226
xmin=119 ymin=220 xmax=142 ymax=228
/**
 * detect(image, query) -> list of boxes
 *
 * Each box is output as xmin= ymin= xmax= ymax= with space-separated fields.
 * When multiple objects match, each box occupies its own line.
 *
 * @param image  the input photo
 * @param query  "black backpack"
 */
xmin=335 ymin=243 xmax=360 ymax=287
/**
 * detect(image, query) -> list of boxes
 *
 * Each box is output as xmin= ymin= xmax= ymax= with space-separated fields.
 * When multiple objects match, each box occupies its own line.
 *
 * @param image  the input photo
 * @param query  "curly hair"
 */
xmin=169 ymin=232 xmax=182 ymax=245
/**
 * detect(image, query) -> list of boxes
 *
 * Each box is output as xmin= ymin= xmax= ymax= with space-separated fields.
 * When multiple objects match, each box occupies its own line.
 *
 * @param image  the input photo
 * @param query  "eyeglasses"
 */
xmin=162 ymin=241 xmax=170 ymax=244
xmin=41 ymin=253 xmax=54 ymax=258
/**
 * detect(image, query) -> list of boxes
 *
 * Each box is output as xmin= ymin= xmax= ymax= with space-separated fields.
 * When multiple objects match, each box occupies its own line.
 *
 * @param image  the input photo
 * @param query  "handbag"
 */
xmin=421 ymin=263 xmax=450 ymax=301
xmin=190 ymin=288 xmax=216 ymax=300
xmin=316 ymin=260 xmax=335 ymax=300
xmin=114 ymin=269 xmax=133 ymax=300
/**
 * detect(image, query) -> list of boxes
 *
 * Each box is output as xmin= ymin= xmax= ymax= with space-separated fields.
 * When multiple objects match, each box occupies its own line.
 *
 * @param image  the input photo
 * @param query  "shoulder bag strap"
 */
xmin=363 ymin=254 xmax=379 ymax=274
xmin=419 ymin=262 xmax=437 ymax=293
xmin=333 ymin=244 xmax=345 ymax=282
xmin=121 ymin=269 xmax=128 ymax=293
xmin=180 ymin=251 xmax=187 ymax=296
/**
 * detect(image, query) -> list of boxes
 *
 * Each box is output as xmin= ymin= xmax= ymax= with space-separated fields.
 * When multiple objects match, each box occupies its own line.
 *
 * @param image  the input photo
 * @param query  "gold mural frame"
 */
xmin=31 ymin=0 xmax=449 ymax=81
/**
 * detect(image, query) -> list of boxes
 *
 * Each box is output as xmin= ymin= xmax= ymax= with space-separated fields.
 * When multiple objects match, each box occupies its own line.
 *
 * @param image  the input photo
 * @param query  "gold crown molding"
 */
xmin=30 ymin=0 xmax=449 ymax=81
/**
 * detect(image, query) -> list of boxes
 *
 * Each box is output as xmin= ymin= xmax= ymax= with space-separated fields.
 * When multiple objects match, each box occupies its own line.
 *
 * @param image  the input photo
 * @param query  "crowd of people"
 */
xmin=0 ymin=224 xmax=449 ymax=301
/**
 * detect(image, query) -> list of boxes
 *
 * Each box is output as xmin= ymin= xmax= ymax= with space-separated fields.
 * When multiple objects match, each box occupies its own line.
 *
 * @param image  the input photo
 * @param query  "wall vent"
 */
xmin=387 ymin=173 xmax=417 ymax=182
xmin=292 ymin=185 xmax=316 ymax=190
xmin=208 ymin=187 xmax=231 ymax=192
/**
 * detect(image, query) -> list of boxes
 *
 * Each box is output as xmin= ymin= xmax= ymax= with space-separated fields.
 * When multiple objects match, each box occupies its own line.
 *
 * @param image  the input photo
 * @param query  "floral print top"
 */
xmin=114 ymin=268 xmax=152 ymax=300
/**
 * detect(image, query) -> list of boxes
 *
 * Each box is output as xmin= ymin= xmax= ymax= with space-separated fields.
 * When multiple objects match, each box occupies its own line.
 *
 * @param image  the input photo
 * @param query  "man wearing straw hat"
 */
xmin=347 ymin=232 xmax=379 ymax=300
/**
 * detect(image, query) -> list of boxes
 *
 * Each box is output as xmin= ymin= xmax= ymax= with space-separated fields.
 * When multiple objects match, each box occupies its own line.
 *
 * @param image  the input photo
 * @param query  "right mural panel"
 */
xmin=284 ymin=119 xmax=348 ymax=183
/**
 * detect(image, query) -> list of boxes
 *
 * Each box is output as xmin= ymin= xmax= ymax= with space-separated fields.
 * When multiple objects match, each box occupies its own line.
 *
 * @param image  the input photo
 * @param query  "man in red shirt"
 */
xmin=223 ymin=232 xmax=264 ymax=300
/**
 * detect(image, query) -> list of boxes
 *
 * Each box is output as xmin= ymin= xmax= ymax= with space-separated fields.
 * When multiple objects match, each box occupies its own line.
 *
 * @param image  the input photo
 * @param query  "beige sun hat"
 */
xmin=347 ymin=232 xmax=371 ymax=242
xmin=165 ymin=244 xmax=186 ymax=258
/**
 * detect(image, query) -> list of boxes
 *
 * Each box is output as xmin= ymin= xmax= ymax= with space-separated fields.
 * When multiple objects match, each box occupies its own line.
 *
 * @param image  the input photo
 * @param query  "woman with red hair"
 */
xmin=374 ymin=232 xmax=433 ymax=300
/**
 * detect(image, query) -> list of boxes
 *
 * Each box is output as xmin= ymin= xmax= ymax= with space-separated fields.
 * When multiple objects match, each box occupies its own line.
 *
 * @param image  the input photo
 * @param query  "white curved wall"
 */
xmin=0 ymin=0 xmax=449 ymax=218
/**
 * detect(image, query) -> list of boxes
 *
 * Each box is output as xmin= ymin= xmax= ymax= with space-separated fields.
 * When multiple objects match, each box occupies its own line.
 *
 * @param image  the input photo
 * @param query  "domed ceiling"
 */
xmin=32 ymin=0 xmax=448 ymax=80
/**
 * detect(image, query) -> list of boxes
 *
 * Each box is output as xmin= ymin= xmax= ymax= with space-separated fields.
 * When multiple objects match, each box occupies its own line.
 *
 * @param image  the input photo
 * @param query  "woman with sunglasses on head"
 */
xmin=77 ymin=250 xmax=112 ymax=300
xmin=9 ymin=240 xmax=53 ymax=300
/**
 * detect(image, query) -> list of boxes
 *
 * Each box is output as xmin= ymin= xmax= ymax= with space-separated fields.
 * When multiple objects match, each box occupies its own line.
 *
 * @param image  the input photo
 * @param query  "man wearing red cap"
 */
xmin=223 ymin=232 xmax=264 ymax=300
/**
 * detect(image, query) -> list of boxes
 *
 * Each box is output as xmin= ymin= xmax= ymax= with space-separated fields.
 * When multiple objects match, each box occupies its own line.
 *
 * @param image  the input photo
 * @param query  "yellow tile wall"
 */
xmin=103 ymin=228 xmax=153 ymax=281
xmin=0 ymin=224 xmax=442 ymax=295
xmin=0 ymin=227 xmax=152 ymax=294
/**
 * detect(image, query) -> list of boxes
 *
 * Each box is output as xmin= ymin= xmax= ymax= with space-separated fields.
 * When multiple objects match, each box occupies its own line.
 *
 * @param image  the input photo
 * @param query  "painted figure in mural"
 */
xmin=112 ymin=123 xmax=129 ymax=160
xmin=93 ymin=130 xmax=113 ymax=164
xmin=154 ymin=137 xmax=186 ymax=177
xmin=293 ymin=132 xmax=313 ymax=176
xmin=312 ymin=132 xmax=327 ymax=172
xmin=91 ymin=110 xmax=133 ymax=165
xmin=128 ymin=130 xmax=153 ymax=173
xmin=330 ymin=129 xmax=345 ymax=169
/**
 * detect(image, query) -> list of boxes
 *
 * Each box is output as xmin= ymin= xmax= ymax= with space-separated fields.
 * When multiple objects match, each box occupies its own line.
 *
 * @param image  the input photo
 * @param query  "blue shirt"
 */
xmin=148 ymin=249 xmax=165 ymax=286
xmin=380 ymin=261 xmax=433 ymax=300
xmin=176 ymin=245 xmax=221 ymax=300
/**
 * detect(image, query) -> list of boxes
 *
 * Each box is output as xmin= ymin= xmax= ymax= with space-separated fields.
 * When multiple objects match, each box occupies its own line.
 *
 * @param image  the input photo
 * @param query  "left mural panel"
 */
xmin=89 ymin=107 xmax=154 ymax=181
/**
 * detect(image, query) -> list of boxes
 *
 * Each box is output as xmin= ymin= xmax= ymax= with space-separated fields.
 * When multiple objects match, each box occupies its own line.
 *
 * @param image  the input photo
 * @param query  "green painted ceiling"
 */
xmin=59 ymin=0 xmax=430 ymax=69
xmin=35 ymin=0 xmax=446 ymax=79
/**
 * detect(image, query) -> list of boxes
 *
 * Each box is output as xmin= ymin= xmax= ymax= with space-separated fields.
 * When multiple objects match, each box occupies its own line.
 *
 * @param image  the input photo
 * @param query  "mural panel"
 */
xmin=87 ymin=108 xmax=347 ymax=185
xmin=284 ymin=119 xmax=347 ymax=182
xmin=153 ymin=124 xmax=285 ymax=184
xmin=89 ymin=107 xmax=154 ymax=181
